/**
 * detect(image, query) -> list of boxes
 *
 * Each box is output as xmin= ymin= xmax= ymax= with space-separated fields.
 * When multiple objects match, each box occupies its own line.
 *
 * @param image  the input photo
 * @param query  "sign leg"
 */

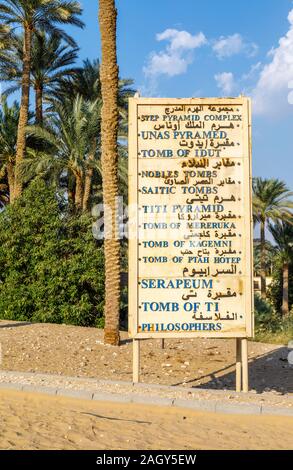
xmin=236 ymin=338 xmax=242 ymax=392
xmin=161 ymin=339 xmax=165 ymax=350
xmin=241 ymin=338 xmax=249 ymax=392
xmin=133 ymin=339 xmax=140 ymax=383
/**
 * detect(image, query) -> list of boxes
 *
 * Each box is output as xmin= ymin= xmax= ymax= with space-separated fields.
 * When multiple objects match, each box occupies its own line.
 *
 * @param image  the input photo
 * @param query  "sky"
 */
xmin=72 ymin=0 xmax=293 ymax=189
xmin=67 ymin=0 xmax=293 ymax=188
xmin=3 ymin=0 xmax=293 ymax=188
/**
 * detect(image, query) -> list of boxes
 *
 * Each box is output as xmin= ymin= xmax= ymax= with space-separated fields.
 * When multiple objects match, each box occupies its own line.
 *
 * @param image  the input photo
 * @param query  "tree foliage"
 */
xmin=0 ymin=179 xmax=105 ymax=326
xmin=268 ymin=259 xmax=293 ymax=313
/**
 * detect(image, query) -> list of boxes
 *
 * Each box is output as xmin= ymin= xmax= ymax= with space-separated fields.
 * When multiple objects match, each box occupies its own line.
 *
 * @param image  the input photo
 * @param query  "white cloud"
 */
xmin=214 ymin=72 xmax=236 ymax=95
xmin=156 ymin=29 xmax=207 ymax=52
xmin=214 ymin=63 xmax=262 ymax=97
xmin=144 ymin=50 xmax=192 ymax=77
xmin=252 ymin=9 xmax=293 ymax=115
xmin=213 ymin=33 xmax=258 ymax=59
xmin=242 ymin=61 xmax=262 ymax=81
xmin=143 ymin=28 xmax=207 ymax=78
xmin=142 ymin=27 xmax=259 ymax=97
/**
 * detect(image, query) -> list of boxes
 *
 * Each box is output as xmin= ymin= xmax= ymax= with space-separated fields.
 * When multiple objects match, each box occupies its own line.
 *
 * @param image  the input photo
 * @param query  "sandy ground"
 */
xmin=0 ymin=320 xmax=292 ymax=394
xmin=0 ymin=389 xmax=292 ymax=450
xmin=0 ymin=320 xmax=292 ymax=450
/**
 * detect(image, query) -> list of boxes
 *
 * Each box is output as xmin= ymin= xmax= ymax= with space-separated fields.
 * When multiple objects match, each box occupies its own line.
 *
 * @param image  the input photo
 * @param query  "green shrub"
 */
xmin=254 ymin=294 xmax=277 ymax=330
xmin=267 ymin=261 xmax=293 ymax=313
xmin=0 ymin=180 xmax=105 ymax=326
xmin=254 ymin=294 xmax=293 ymax=343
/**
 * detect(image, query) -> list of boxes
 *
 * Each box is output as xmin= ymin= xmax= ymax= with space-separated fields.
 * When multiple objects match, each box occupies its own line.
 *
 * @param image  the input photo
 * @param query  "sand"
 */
xmin=0 ymin=320 xmax=292 ymax=450
xmin=0 ymin=389 xmax=292 ymax=450
xmin=0 ymin=320 xmax=292 ymax=395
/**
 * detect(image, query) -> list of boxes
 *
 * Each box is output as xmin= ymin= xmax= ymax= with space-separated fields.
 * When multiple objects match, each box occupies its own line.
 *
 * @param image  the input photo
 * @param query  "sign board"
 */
xmin=128 ymin=98 xmax=253 ymax=339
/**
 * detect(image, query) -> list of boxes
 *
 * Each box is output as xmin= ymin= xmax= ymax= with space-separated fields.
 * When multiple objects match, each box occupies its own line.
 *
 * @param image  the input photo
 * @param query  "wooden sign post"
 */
xmin=128 ymin=97 xmax=253 ymax=392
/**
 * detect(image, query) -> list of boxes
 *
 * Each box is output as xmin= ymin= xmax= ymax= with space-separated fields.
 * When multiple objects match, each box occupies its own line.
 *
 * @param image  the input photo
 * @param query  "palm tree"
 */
xmin=0 ymin=98 xmax=20 ymax=201
xmin=0 ymin=22 xmax=9 ymax=42
xmin=253 ymin=239 xmax=276 ymax=277
xmin=0 ymin=0 xmax=84 ymax=199
xmin=45 ymin=59 xmax=102 ymax=211
xmin=1 ymin=33 xmax=79 ymax=125
xmin=24 ymin=96 xmax=100 ymax=210
xmin=53 ymin=59 xmax=134 ymax=110
xmin=81 ymin=99 xmax=102 ymax=212
xmin=23 ymin=92 xmax=129 ymax=213
xmin=269 ymin=221 xmax=293 ymax=316
xmin=0 ymin=23 xmax=12 ymax=62
xmin=0 ymin=185 xmax=9 ymax=208
xmin=58 ymin=59 xmax=102 ymax=102
xmin=99 ymin=0 xmax=121 ymax=345
xmin=51 ymin=59 xmax=134 ymax=213
xmin=0 ymin=154 xmax=9 ymax=208
xmin=253 ymin=178 xmax=293 ymax=299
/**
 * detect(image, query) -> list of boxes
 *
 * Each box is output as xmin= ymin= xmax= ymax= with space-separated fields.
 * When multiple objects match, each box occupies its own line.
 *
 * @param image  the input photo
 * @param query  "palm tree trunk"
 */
xmin=282 ymin=262 xmax=289 ymax=316
xmin=68 ymin=173 xmax=76 ymax=212
xmin=260 ymin=219 xmax=266 ymax=299
xmin=14 ymin=26 xmax=32 ymax=200
xmin=75 ymin=172 xmax=83 ymax=210
xmin=6 ymin=162 xmax=15 ymax=203
xmin=82 ymin=166 xmax=93 ymax=212
xmin=99 ymin=0 xmax=121 ymax=346
xmin=35 ymin=84 xmax=43 ymax=125
xmin=83 ymin=140 xmax=96 ymax=212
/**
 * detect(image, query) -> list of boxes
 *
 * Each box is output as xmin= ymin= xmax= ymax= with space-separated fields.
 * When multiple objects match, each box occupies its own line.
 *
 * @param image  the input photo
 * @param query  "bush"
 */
xmin=254 ymin=294 xmax=277 ymax=330
xmin=267 ymin=261 xmax=293 ymax=313
xmin=0 ymin=180 xmax=105 ymax=326
xmin=254 ymin=294 xmax=293 ymax=343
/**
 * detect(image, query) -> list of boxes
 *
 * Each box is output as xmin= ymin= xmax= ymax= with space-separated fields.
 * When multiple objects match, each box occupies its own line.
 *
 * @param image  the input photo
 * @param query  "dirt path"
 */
xmin=0 ymin=320 xmax=292 ymax=395
xmin=0 ymin=389 xmax=292 ymax=450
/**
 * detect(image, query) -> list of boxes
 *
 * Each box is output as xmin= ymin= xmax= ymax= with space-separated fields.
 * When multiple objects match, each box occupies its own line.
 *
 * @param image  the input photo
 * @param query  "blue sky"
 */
xmin=70 ymin=0 xmax=293 ymax=188
xmin=3 ymin=0 xmax=293 ymax=188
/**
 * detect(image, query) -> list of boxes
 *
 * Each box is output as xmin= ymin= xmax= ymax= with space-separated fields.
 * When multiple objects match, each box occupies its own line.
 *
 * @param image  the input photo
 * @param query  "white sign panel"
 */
xmin=128 ymin=98 xmax=253 ymax=338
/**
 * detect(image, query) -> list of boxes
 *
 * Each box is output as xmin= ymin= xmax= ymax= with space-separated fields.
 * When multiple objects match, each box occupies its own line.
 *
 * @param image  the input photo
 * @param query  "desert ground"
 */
xmin=0 ymin=388 xmax=293 ymax=450
xmin=0 ymin=320 xmax=292 ymax=394
xmin=0 ymin=320 xmax=292 ymax=450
